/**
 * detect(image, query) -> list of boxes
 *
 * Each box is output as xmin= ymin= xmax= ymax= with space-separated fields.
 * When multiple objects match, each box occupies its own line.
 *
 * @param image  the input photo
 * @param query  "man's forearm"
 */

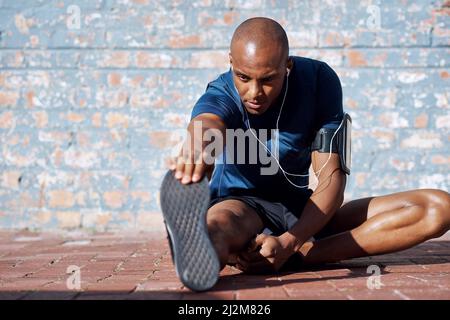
xmin=174 ymin=113 xmax=227 ymax=184
xmin=279 ymin=169 xmax=346 ymax=251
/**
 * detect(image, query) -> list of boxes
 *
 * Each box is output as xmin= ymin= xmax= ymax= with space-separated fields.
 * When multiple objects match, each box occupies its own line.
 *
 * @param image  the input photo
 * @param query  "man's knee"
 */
xmin=207 ymin=208 xmax=241 ymax=238
xmin=206 ymin=200 xmax=263 ymax=240
xmin=206 ymin=200 xmax=263 ymax=255
xmin=420 ymin=189 xmax=450 ymax=237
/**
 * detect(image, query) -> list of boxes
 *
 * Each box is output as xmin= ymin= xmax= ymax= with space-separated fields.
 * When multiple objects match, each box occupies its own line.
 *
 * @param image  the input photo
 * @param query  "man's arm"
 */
xmin=278 ymin=151 xmax=346 ymax=252
xmin=236 ymin=151 xmax=346 ymax=273
xmin=169 ymin=113 xmax=227 ymax=184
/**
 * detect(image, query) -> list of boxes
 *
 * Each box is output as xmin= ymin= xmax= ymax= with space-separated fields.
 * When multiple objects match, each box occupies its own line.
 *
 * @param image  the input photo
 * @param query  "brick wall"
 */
xmin=0 ymin=0 xmax=448 ymax=231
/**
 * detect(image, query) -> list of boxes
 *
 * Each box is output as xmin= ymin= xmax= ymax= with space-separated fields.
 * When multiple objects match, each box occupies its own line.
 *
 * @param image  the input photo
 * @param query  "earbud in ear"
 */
xmin=286 ymin=68 xmax=291 ymax=77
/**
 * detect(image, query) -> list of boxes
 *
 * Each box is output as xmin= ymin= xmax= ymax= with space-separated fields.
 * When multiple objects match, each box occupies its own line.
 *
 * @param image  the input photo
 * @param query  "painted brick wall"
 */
xmin=0 ymin=0 xmax=448 ymax=232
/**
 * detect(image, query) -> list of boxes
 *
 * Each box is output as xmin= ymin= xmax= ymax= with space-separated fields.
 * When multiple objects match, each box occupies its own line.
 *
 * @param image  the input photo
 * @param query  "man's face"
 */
xmin=230 ymin=42 xmax=290 ymax=115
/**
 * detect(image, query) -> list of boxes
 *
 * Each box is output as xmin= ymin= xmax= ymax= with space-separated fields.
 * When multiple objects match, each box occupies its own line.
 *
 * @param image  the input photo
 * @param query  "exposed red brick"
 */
xmin=440 ymin=71 xmax=449 ymax=79
xmin=107 ymin=73 xmax=122 ymax=87
xmin=1 ymin=171 xmax=21 ymax=189
xmin=131 ymin=0 xmax=149 ymax=4
xmin=0 ymin=91 xmax=19 ymax=106
xmin=103 ymin=191 xmax=127 ymax=209
xmin=106 ymin=113 xmax=129 ymax=128
xmin=0 ymin=111 xmax=14 ymax=128
xmin=414 ymin=113 xmax=429 ymax=128
xmin=102 ymin=52 xmax=130 ymax=68
xmin=148 ymin=131 xmax=175 ymax=149
xmin=223 ymin=11 xmax=239 ymax=25
xmin=347 ymin=51 xmax=367 ymax=67
xmin=91 ymin=112 xmax=102 ymax=127
xmin=25 ymin=91 xmax=34 ymax=108
xmin=431 ymin=155 xmax=450 ymax=165
xmin=65 ymin=112 xmax=85 ymax=123
xmin=169 ymin=34 xmax=201 ymax=48
xmin=48 ymin=190 xmax=75 ymax=208
xmin=189 ymin=51 xmax=228 ymax=68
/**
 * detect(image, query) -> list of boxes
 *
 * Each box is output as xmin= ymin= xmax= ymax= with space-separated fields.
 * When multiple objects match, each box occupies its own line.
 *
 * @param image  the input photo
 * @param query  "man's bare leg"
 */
xmin=298 ymin=189 xmax=450 ymax=265
xmin=207 ymin=199 xmax=264 ymax=269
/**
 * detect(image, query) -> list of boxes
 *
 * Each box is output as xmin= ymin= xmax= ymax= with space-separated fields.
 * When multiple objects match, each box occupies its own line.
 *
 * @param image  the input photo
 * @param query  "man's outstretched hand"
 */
xmin=235 ymin=234 xmax=296 ymax=274
xmin=166 ymin=114 xmax=225 ymax=185
xmin=167 ymin=140 xmax=213 ymax=185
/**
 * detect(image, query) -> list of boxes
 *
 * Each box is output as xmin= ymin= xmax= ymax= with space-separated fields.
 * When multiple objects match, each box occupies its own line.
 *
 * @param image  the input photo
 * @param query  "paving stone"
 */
xmin=0 ymin=231 xmax=449 ymax=299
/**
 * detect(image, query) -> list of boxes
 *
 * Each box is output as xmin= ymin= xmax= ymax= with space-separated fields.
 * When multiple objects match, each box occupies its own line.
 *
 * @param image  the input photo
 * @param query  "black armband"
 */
xmin=311 ymin=113 xmax=352 ymax=175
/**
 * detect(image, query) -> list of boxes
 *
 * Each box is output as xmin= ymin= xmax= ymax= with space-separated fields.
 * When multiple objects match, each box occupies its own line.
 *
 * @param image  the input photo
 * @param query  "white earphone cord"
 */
xmin=242 ymin=73 xmax=345 ymax=189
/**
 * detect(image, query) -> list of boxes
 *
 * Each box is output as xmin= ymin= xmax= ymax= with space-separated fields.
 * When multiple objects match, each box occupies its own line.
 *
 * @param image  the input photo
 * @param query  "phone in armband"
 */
xmin=311 ymin=113 xmax=352 ymax=175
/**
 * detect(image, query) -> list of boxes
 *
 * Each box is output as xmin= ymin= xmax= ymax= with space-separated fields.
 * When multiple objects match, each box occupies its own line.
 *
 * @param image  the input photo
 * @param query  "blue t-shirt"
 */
xmin=190 ymin=56 xmax=344 ymax=209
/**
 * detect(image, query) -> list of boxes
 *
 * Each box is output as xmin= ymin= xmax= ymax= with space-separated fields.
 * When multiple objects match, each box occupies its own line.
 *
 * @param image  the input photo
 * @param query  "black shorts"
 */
xmin=208 ymin=191 xmax=313 ymax=236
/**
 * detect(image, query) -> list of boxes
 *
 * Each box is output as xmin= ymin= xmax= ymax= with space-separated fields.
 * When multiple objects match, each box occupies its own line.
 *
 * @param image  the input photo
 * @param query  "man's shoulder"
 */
xmin=207 ymin=69 xmax=231 ymax=87
xmin=291 ymin=56 xmax=329 ymax=74
xmin=289 ymin=56 xmax=325 ymax=91
xmin=192 ymin=69 xmax=241 ymax=128
xmin=201 ymin=70 xmax=239 ymax=104
xmin=292 ymin=55 xmax=327 ymax=65
xmin=290 ymin=56 xmax=339 ymax=90
xmin=202 ymin=70 xmax=232 ymax=94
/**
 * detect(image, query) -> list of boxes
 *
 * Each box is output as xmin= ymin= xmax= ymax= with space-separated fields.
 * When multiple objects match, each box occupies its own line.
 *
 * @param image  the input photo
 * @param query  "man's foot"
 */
xmin=159 ymin=170 xmax=220 ymax=291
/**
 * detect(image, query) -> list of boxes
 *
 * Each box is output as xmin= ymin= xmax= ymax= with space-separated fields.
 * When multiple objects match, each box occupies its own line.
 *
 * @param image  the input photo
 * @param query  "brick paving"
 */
xmin=0 ymin=230 xmax=449 ymax=300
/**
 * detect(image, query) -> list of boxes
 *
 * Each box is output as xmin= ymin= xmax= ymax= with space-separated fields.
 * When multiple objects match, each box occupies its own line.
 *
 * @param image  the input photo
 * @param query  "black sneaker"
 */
xmin=159 ymin=170 xmax=220 ymax=291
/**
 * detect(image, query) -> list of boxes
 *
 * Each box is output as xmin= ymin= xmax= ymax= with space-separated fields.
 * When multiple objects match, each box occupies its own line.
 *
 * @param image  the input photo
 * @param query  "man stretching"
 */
xmin=160 ymin=17 xmax=450 ymax=291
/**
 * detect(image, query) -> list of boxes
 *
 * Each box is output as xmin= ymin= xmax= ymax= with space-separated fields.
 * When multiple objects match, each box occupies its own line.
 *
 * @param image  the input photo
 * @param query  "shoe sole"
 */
xmin=159 ymin=170 xmax=219 ymax=292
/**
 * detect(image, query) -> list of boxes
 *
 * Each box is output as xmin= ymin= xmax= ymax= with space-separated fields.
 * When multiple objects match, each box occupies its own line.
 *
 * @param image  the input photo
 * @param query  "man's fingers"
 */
xmin=247 ymin=234 xmax=267 ymax=252
xmin=173 ymin=141 xmax=211 ymax=184
xmin=175 ymin=156 xmax=185 ymax=180
xmin=182 ymin=161 xmax=194 ymax=184
xmin=255 ymin=233 xmax=268 ymax=245
xmin=165 ymin=157 xmax=176 ymax=170
xmin=192 ymin=162 xmax=206 ymax=183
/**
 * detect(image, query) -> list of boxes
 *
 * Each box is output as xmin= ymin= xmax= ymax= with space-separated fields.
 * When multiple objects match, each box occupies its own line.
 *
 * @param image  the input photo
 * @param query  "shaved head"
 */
xmin=230 ymin=17 xmax=289 ymax=64
xmin=229 ymin=17 xmax=292 ymax=115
